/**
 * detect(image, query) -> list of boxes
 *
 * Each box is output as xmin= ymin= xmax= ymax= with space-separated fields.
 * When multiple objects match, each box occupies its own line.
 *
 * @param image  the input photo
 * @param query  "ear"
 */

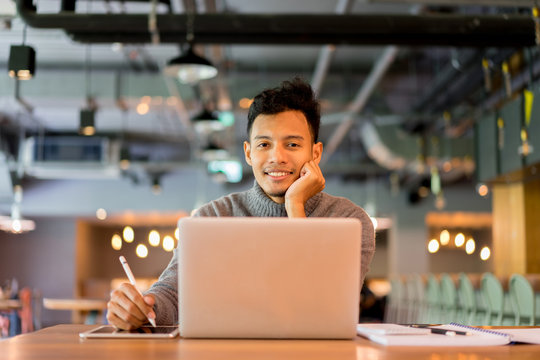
xmin=243 ymin=141 xmax=253 ymax=166
xmin=312 ymin=142 xmax=323 ymax=164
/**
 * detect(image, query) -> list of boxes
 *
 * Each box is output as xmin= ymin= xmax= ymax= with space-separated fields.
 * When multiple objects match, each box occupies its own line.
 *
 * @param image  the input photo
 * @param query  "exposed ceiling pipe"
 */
xmin=321 ymin=45 xmax=400 ymax=165
xmin=15 ymin=0 xmax=536 ymax=46
xmin=403 ymin=48 xmax=517 ymax=134
xmin=321 ymin=5 xmax=424 ymax=165
xmin=411 ymin=49 xmax=483 ymax=113
xmin=358 ymin=121 xmax=475 ymax=184
xmin=429 ymin=48 xmax=517 ymax=112
xmin=310 ymin=0 xmax=353 ymax=94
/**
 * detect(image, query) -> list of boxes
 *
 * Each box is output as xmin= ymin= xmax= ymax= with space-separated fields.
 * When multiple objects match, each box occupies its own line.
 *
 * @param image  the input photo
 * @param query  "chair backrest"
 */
xmin=439 ymin=273 xmax=458 ymax=323
xmin=458 ymin=273 xmax=476 ymax=324
xmin=425 ymin=274 xmax=441 ymax=324
xmin=509 ymin=274 xmax=535 ymax=325
xmin=480 ymin=272 xmax=504 ymax=325
xmin=384 ymin=277 xmax=403 ymax=323
xmin=406 ymin=274 xmax=426 ymax=324
xmin=409 ymin=274 xmax=427 ymax=324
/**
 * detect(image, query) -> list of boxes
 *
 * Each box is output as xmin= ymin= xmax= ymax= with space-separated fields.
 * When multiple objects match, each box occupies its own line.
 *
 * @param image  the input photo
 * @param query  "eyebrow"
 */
xmin=253 ymin=135 xmax=305 ymax=141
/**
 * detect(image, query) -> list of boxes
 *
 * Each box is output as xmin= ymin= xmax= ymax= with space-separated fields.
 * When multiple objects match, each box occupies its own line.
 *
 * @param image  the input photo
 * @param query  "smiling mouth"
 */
xmin=265 ymin=171 xmax=293 ymax=178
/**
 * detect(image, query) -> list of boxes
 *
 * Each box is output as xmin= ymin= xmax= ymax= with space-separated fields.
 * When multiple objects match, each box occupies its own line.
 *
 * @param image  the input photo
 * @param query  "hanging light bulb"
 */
xmin=123 ymin=226 xmax=134 ymax=243
xmin=0 ymin=185 xmax=35 ymax=234
xmin=136 ymin=244 xmax=148 ymax=258
xmin=427 ymin=239 xmax=440 ymax=253
xmin=163 ymin=1 xmax=217 ymax=84
xmin=8 ymin=45 xmax=36 ymax=80
xmin=148 ymin=230 xmax=160 ymax=247
xmin=164 ymin=45 xmax=218 ymax=84
xmin=111 ymin=234 xmax=122 ymax=250
xmin=163 ymin=235 xmax=175 ymax=252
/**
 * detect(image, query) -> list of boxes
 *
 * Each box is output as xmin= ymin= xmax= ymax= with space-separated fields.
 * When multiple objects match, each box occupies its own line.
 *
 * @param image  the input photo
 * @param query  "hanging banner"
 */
xmin=524 ymin=89 xmax=534 ymax=127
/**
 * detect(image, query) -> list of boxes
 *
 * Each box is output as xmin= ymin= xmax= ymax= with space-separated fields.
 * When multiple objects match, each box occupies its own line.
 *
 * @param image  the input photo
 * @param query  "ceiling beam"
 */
xmin=370 ymin=0 xmax=535 ymax=6
xmin=16 ymin=0 xmax=536 ymax=47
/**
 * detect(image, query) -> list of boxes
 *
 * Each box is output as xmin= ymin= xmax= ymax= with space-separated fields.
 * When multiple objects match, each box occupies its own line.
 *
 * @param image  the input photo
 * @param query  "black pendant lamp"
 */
xmin=164 ymin=45 xmax=218 ymax=84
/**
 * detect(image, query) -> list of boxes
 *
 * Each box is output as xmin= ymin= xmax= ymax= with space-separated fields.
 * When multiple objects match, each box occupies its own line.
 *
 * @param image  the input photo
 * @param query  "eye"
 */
xmin=257 ymin=142 xmax=269 ymax=148
xmin=287 ymin=142 xmax=300 ymax=148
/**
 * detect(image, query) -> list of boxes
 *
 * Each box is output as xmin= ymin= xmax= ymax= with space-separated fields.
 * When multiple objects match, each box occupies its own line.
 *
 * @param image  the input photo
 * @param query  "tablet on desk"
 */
xmin=79 ymin=325 xmax=179 ymax=339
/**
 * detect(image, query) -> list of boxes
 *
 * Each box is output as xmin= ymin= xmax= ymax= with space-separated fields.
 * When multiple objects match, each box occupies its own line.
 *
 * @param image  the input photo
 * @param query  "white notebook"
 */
xmin=357 ymin=323 xmax=540 ymax=346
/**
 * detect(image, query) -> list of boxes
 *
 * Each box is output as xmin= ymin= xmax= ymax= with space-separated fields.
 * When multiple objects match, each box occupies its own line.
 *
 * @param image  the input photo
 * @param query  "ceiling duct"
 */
xmin=15 ymin=0 xmax=536 ymax=47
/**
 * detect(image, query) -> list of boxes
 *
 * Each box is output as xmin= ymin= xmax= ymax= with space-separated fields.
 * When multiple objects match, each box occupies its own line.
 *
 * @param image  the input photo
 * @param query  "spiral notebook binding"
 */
xmin=448 ymin=323 xmax=511 ymax=338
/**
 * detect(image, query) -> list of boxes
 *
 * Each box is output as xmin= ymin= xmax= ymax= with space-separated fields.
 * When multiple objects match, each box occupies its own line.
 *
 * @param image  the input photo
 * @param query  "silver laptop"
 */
xmin=177 ymin=217 xmax=362 ymax=339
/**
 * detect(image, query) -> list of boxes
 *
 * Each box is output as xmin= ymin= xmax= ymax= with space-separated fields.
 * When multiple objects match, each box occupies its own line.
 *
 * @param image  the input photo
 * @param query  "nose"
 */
xmin=269 ymin=144 xmax=287 ymax=164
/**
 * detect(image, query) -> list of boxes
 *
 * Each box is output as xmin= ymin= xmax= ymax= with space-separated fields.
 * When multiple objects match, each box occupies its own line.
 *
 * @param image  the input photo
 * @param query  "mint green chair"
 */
xmin=409 ymin=274 xmax=427 ymax=324
xmin=440 ymin=274 xmax=458 ymax=323
xmin=480 ymin=272 xmax=505 ymax=325
xmin=509 ymin=274 xmax=535 ymax=325
xmin=425 ymin=274 xmax=441 ymax=324
xmin=384 ymin=277 xmax=403 ymax=323
xmin=457 ymin=273 xmax=476 ymax=325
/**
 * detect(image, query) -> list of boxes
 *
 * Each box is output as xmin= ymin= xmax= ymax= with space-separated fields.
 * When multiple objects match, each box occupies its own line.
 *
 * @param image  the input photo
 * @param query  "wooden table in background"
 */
xmin=0 ymin=299 xmax=22 ymax=311
xmin=2 ymin=325 xmax=540 ymax=360
xmin=43 ymin=298 xmax=108 ymax=324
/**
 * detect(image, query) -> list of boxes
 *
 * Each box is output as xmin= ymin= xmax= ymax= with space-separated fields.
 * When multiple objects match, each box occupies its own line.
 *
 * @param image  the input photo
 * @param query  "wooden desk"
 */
xmin=2 ymin=325 xmax=540 ymax=360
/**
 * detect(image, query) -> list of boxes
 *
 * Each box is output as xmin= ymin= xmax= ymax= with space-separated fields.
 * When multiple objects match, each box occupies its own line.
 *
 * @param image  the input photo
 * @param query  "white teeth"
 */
xmin=268 ymin=172 xmax=288 ymax=177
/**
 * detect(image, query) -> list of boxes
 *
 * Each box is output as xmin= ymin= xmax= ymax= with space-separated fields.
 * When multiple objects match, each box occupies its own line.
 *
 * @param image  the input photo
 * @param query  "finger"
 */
xmin=107 ymin=296 xmax=145 ymax=329
xmin=106 ymin=308 xmax=139 ymax=330
xmin=142 ymin=295 xmax=156 ymax=321
xmin=119 ymin=283 xmax=154 ymax=319
xmin=110 ymin=285 xmax=149 ymax=323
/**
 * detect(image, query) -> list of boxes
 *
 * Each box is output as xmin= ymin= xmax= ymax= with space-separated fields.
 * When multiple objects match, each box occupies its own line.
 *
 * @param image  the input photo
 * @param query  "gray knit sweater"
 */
xmin=146 ymin=182 xmax=375 ymax=325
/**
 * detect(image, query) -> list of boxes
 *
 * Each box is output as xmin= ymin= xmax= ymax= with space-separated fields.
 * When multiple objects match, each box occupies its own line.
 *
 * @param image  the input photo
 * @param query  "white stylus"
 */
xmin=119 ymin=256 xmax=156 ymax=327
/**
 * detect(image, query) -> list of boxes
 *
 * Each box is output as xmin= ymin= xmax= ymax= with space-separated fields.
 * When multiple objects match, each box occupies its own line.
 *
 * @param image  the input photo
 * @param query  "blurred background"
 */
xmin=1 ymin=0 xmax=539 ymax=333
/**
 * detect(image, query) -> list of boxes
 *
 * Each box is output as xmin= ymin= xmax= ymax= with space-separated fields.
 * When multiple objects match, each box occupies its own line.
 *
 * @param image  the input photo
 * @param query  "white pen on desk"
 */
xmin=119 ymin=256 xmax=156 ymax=327
xmin=410 ymin=325 xmax=471 ymax=336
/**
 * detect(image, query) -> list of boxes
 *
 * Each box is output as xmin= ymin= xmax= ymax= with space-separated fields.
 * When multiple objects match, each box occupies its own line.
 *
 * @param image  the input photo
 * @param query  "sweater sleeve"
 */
xmin=355 ymin=207 xmax=376 ymax=289
xmin=312 ymin=194 xmax=375 ymax=290
xmin=144 ymin=250 xmax=179 ymax=325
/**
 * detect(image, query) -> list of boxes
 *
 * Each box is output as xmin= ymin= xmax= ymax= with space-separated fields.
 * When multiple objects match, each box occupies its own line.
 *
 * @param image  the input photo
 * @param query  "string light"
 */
xmin=123 ymin=226 xmax=134 ymax=243
xmin=96 ymin=208 xmax=107 ymax=220
xmin=428 ymin=239 xmax=440 ymax=253
xmin=163 ymin=235 xmax=175 ymax=252
xmin=111 ymin=234 xmax=122 ymax=250
xmin=480 ymin=246 xmax=491 ymax=261
xmin=454 ymin=233 xmax=465 ymax=247
xmin=148 ymin=230 xmax=160 ymax=247
xmin=477 ymin=183 xmax=489 ymax=197
xmin=465 ymin=238 xmax=476 ymax=255
xmin=440 ymin=230 xmax=450 ymax=246
xmin=136 ymin=244 xmax=149 ymax=258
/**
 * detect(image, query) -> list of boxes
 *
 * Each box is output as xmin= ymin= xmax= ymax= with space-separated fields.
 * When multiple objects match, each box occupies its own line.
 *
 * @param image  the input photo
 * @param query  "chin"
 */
xmin=263 ymin=185 xmax=287 ymax=199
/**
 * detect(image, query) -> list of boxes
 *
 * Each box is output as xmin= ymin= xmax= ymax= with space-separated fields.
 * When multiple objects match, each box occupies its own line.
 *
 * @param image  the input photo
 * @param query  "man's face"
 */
xmin=244 ymin=110 xmax=322 ymax=203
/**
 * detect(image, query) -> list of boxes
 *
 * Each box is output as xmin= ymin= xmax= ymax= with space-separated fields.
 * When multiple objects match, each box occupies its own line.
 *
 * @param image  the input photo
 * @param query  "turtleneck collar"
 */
xmin=246 ymin=181 xmax=323 ymax=217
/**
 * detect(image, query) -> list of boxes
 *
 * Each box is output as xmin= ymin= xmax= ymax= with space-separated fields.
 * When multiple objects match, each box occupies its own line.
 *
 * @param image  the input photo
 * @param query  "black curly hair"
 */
xmin=247 ymin=77 xmax=321 ymax=143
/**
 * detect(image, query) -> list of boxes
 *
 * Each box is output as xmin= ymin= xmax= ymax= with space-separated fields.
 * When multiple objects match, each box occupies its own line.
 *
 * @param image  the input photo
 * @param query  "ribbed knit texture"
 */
xmin=146 ymin=181 xmax=375 ymax=326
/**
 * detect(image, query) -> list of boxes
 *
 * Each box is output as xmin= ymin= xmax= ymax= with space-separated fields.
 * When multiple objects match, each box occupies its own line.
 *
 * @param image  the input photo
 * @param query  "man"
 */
xmin=107 ymin=77 xmax=375 ymax=330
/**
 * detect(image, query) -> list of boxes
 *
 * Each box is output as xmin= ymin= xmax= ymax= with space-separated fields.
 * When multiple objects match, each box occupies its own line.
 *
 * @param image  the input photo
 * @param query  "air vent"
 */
xmin=22 ymin=136 xmax=121 ymax=179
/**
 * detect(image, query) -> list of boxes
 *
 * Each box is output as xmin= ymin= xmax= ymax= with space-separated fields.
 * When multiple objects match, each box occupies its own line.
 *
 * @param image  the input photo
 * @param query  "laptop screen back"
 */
xmin=178 ymin=217 xmax=362 ymax=339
